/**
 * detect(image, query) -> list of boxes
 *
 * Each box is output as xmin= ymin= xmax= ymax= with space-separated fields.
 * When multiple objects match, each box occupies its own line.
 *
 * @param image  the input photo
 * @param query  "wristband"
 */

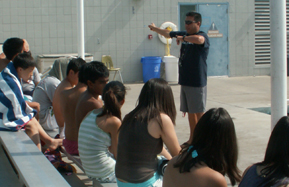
xmin=183 ymin=35 xmax=186 ymax=42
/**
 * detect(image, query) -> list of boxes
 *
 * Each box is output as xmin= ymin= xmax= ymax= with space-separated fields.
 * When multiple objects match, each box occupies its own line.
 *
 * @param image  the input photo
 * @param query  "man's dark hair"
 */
xmin=66 ymin=58 xmax=86 ymax=76
xmin=3 ymin=37 xmax=24 ymax=60
xmin=13 ymin=52 xmax=36 ymax=70
xmin=186 ymin=12 xmax=202 ymax=26
xmin=81 ymin=61 xmax=109 ymax=85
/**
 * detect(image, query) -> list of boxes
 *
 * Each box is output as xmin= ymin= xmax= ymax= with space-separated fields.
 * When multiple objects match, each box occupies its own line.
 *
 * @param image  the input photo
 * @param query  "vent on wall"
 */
xmin=254 ymin=0 xmax=289 ymax=65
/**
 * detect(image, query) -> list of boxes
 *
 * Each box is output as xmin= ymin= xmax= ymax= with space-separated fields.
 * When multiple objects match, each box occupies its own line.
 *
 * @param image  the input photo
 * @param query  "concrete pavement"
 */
xmin=65 ymin=75 xmax=287 ymax=186
xmin=121 ymin=75 xmax=287 ymax=186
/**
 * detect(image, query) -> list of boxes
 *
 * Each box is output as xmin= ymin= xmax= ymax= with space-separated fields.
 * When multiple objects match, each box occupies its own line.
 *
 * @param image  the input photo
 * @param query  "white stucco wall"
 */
xmin=0 ymin=0 xmax=265 ymax=82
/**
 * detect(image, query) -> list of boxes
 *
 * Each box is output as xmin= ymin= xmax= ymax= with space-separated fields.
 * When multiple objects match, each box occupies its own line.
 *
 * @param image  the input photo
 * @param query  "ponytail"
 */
xmin=102 ymin=89 xmax=121 ymax=119
xmin=98 ymin=81 xmax=126 ymax=120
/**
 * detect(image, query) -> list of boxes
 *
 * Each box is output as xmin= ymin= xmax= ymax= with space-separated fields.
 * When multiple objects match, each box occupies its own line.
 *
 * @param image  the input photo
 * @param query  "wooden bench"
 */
xmin=0 ymin=130 xmax=70 ymax=187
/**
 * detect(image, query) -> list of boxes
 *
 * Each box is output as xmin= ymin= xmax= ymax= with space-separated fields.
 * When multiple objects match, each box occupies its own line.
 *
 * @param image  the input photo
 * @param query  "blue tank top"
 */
xmin=239 ymin=164 xmax=289 ymax=187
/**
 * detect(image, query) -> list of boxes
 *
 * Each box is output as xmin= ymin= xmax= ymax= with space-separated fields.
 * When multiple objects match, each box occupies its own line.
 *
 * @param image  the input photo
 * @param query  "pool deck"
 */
xmin=43 ymin=76 xmax=289 ymax=186
xmin=121 ymin=75 xmax=288 ymax=186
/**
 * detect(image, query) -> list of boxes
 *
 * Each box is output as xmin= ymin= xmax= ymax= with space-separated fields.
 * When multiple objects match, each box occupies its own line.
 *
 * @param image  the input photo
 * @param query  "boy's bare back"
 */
xmin=53 ymin=79 xmax=73 ymax=128
xmin=75 ymin=90 xmax=104 ymax=129
xmin=60 ymin=84 xmax=87 ymax=142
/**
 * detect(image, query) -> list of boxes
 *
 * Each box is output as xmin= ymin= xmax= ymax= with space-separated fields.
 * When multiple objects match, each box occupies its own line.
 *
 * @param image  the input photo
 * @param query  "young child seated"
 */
xmin=0 ymin=52 xmax=62 ymax=151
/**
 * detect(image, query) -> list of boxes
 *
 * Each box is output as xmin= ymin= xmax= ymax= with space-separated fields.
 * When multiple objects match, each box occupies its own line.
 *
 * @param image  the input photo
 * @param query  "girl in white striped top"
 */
xmin=78 ymin=81 xmax=126 ymax=183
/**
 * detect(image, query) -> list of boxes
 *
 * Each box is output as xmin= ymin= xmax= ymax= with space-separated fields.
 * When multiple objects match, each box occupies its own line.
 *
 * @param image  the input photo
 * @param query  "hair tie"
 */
xmin=187 ymin=145 xmax=198 ymax=158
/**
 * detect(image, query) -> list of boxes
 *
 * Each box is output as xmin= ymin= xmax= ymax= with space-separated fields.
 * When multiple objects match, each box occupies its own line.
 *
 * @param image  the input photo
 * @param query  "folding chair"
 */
xmin=101 ymin=55 xmax=123 ymax=83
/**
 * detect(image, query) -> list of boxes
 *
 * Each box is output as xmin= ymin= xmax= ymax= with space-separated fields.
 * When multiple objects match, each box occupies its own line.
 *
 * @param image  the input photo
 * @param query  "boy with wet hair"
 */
xmin=53 ymin=58 xmax=86 ymax=138
xmin=74 ymin=61 xmax=109 ymax=145
xmin=60 ymin=63 xmax=87 ymax=155
xmin=0 ymin=52 xmax=62 ymax=151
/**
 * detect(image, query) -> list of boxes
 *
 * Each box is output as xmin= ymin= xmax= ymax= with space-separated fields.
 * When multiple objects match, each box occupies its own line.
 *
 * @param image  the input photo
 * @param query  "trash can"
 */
xmin=141 ymin=56 xmax=162 ymax=83
xmin=163 ymin=56 xmax=178 ymax=82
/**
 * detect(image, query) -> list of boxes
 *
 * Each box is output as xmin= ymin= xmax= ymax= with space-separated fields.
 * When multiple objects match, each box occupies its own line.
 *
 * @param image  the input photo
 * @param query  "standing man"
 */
xmin=149 ymin=12 xmax=210 ymax=146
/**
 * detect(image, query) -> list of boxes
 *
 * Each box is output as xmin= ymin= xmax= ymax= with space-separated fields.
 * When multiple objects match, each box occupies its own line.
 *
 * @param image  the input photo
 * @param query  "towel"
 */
xmin=48 ymin=57 xmax=71 ymax=81
xmin=0 ymin=62 xmax=37 ymax=131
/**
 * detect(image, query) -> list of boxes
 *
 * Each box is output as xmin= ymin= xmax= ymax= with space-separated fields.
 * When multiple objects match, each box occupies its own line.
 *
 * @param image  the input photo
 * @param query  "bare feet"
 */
xmin=47 ymin=138 xmax=63 ymax=151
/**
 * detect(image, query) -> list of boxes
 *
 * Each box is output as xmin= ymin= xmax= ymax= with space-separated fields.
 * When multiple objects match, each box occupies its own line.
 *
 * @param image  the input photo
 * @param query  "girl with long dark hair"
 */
xmin=163 ymin=108 xmax=241 ymax=187
xmin=239 ymin=116 xmax=289 ymax=187
xmin=115 ymin=78 xmax=181 ymax=187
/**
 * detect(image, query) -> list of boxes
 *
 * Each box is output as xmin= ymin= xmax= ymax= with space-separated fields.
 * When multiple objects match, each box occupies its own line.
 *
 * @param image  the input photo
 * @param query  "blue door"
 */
xmin=198 ymin=3 xmax=229 ymax=76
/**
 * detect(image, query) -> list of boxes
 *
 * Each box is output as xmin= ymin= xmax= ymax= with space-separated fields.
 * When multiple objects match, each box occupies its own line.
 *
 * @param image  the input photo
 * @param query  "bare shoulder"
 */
xmin=160 ymin=113 xmax=173 ymax=124
xmin=86 ymin=98 xmax=103 ymax=110
xmin=195 ymin=166 xmax=227 ymax=187
xmin=106 ymin=116 xmax=121 ymax=129
xmin=77 ymin=97 xmax=102 ymax=113
xmin=56 ymin=79 xmax=72 ymax=93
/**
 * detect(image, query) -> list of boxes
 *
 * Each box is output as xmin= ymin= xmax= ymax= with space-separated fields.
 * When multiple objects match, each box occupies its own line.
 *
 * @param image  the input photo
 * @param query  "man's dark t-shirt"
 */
xmin=170 ymin=31 xmax=210 ymax=87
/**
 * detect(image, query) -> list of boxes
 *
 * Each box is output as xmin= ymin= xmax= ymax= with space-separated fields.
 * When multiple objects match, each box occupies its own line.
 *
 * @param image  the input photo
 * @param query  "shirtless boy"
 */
xmin=61 ymin=62 xmax=87 ymax=155
xmin=53 ymin=58 xmax=85 ymax=137
xmin=73 ymin=61 xmax=109 ymax=153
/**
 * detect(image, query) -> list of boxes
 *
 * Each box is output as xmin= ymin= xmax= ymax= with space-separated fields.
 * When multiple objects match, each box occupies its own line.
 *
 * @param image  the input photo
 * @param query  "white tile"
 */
xmin=48 ymin=7 xmax=57 ymax=15
xmin=49 ymin=0 xmax=56 ymax=7
xmin=33 ymin=8 xmax=42 ymax=16
xmin=2 ymin=9 xmax=10 ymax=16
xmin=25 ymin=8 xmax=34 ymax=16
xmin=2 ymin=16 xmax=11 ymax=24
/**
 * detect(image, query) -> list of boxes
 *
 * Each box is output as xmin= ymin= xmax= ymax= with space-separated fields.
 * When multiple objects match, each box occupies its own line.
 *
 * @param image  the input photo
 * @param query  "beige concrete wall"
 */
xmin=0 ymin=0 xmax=263 ymax=82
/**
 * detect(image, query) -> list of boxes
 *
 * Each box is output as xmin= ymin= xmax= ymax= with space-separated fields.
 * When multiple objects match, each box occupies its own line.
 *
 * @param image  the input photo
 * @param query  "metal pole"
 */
xmin=77 ymin=0 xmax=85 ymax=60
xmin=270 ymin=0 xmax=287 ymax=130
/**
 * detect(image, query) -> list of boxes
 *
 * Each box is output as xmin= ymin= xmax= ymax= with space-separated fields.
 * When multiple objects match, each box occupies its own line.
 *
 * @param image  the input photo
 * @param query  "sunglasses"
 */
xmin=185 ymin=20 xmax=197 ymax=25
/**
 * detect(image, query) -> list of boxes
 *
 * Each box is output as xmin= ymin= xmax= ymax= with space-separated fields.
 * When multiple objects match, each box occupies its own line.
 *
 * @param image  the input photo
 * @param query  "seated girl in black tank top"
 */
xmin=115 ymin=78 xmax=181 ymax=187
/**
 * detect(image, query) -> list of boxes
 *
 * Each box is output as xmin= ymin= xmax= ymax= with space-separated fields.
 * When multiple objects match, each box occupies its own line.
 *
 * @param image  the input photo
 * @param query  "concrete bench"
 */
xmin=60 ymin=146 xmax=117 ymax=187
xmin=45 ymin=130 xmax=117 ymax=187
xmin=0 ymin=130 xmax=70 ymax=187
xmin=0 ymin=145 xmax=22 ymax=186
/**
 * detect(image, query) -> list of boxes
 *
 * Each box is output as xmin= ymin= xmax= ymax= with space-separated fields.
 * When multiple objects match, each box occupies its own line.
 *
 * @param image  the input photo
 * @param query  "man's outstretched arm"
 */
xmin=148 ymin=23 xmax=171 ymax=38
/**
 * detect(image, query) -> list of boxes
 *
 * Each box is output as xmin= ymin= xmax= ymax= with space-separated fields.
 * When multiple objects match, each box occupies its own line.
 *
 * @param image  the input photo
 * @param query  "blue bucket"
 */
xmin=141 ymin=56 xmax=162 ymax=83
